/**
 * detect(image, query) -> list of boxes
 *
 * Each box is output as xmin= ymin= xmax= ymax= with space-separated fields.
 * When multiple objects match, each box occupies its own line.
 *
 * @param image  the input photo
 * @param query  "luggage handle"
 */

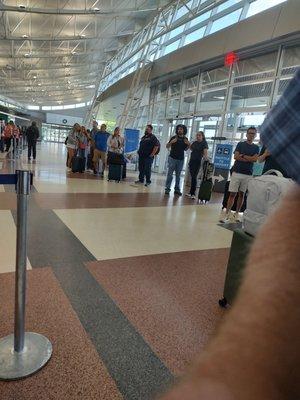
xmin=263 ymin=169 xmax=283 ymax=177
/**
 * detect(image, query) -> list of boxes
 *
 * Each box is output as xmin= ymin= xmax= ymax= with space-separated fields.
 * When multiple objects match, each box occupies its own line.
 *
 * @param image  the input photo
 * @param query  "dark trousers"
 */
xmin=0 ymin=137 xmax=4 ymax=152
xmin=28 ymin=141 xmax=37 ymax=159
xmin=138 ymin=156 xmax=153 ymax=184
xmin=189 ymin=159 xmax=201 ymax=195
xmin=5 ymin=137 xmax=11 ymax=152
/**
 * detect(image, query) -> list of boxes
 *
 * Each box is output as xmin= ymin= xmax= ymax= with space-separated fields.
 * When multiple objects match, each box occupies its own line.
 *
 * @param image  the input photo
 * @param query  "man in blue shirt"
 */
xmin=93 ymin=123 xmax=110 ymax=177
xmin=220 ymin=127 xmax=259 ymax=223
xmin=135 ymin=124 xmax=160 ymax=187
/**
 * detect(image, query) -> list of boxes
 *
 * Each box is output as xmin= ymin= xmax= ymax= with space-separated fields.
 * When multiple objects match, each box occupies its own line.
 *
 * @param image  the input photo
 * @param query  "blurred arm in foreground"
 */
xmin=161 ymin=69 xmax=300 ymax=400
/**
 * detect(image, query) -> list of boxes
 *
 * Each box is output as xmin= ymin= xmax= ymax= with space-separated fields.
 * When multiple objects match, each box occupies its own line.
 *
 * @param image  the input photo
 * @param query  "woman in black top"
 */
xmin=186 ymin=131 xmax=208 ymax=199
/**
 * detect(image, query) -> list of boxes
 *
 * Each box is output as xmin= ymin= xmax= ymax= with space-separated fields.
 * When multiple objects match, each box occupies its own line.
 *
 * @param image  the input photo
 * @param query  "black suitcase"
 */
xmin=198 ymin=160 xmax=214 ymax=202
xmin=198 ymin=180 xmax=213 ymax=202
xmin=87 ymin=153 xmax=93 ymax=170
xmin=222 ymin=181 xmax=247 ymax=212
xmin=219 ymin=229 xmax=254 ymax=307
xmin=108 ymin=164 xmax=123 ymax=182
xmin=72 ymin=155 xmax=85 ymax=173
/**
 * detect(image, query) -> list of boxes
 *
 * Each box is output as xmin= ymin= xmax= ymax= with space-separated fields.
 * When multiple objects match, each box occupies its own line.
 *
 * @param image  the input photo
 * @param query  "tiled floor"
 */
xmin=0 ymin=143 xmax=232 ymax=399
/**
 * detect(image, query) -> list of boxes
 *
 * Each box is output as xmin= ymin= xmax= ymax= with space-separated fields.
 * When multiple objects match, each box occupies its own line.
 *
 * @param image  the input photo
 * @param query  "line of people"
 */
xmin=65 ymin=121 xmax=124 ymax=176
xmin=66 ymin=121 xmax=210 ymax=196
xmin=134 ymin=123 xmax=208 ymax=197
xmin=66 ymin=120 xmax=278 ymax=226
xmin=0 ymin=120 xmax=40 ymax=162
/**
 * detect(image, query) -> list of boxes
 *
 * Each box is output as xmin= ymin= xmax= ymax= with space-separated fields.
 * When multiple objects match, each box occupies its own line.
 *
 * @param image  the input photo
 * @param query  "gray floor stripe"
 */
xmin=52 ymin=261 xmax=174 ymax=400
xmin=5 ymin=185 xmax=174 ymax=399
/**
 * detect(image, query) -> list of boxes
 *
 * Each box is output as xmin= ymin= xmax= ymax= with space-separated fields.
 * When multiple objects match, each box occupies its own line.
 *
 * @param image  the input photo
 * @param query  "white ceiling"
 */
xmin=0 ymin=0 xmax=168 ymax=106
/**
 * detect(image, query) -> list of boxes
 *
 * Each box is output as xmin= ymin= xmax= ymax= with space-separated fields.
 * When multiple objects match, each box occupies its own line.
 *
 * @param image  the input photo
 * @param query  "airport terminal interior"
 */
xmin=0 ymin=0 xmax=299 ymax=399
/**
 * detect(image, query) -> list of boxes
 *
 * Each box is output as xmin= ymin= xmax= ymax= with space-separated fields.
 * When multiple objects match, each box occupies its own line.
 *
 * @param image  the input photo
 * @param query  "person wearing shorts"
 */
xmin=220 ymin=127 xmax=259 ymax=223
xmin=92 ymin=123 xmax=110 ymax=177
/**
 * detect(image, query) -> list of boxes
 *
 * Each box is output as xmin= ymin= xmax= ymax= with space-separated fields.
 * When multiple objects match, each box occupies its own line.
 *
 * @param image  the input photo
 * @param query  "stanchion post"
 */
xmin=0 ymin=170 xmax=52 ymax=381
xmin=14 ymin=170 xmax=30 ymax=352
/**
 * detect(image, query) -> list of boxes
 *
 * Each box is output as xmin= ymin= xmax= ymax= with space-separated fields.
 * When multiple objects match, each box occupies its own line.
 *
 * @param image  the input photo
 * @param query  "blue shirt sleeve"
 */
xmin=234 ymin=142 xmax=242 ymax=153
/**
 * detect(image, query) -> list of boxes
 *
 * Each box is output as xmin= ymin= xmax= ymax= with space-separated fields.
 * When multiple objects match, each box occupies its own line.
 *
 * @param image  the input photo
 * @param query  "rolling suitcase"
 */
xmin=72 ymin=154 xmax=85 ymax=173
xmin=87 ymin=153 xmax=93 ymax=170
xmin=198 ymin=160 xmax=214 ymax=202
xmin=108 ymin=163 xmax=123 ymax=182
xmin=219 ymin=229 xmax=254 ymax=307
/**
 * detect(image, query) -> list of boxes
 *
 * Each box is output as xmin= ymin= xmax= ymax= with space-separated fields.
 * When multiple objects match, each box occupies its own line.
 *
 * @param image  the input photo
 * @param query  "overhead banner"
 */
xmin=214 ymin=143 xmax=233 ymax=170
xmin=124 ymin=128 xmax=140 ymax=155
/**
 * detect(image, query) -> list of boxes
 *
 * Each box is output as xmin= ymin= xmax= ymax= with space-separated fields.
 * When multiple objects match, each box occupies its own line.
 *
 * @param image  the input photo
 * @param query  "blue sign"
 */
xmin=214 ymin=144 xmax=233 ymax=170
xmin=124 ymin=128 xmax=140 ymax=154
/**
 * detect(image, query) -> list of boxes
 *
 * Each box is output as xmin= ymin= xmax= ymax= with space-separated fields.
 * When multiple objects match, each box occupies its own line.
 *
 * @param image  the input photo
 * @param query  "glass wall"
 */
xmin=42 ymin=124 xmax=70 ymax=143
xmin=142 ymin=43 xmax=300 ymax=173
xmin=100 ymin=0 xmax=289 ymax=94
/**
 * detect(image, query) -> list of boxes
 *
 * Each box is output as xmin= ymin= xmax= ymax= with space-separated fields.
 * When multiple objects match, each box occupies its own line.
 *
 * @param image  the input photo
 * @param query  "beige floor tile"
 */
xmin=34 ymin=179 xmax=162 ymax=194
xmin=55 ymin=204 xmax=232 ymax=260
xmin=0 ymin=211 xmax=31 ymax=273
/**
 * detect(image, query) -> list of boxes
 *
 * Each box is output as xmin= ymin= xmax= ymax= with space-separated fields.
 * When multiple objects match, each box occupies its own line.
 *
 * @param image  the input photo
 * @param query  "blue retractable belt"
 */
xmin=0 ymin=172 xmax=33 ymax=187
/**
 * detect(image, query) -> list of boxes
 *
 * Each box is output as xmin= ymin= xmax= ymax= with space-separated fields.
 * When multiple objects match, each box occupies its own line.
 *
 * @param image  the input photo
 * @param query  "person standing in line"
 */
xmin=0 ymin=120 xmax=4 ymax=153
xmin=165 ymin=124 xmax=190 ymax=196
xmin=135 ymin=124 xmax=160 ymax=187
xmin=107 ymin=127 xmax=124 ymax=158
xmin=220 ymin=127 xmax=259 ymax=223
xmin=3 ymin=121 xmax=20 ymax=152
xmin=66 ymin=123 xmax=80 ymax=170
xmin=26 ymin=121 xmax=40 ymax=162
xmin=77 ymin=126 xmax=88 ymax=158
xmin=258 ymin=145 xmax=289 ymax=177
xmin=186 ymin=131 xmax=208 ymax=199
xmin=92 ymin=123 xmax=110 ymax=177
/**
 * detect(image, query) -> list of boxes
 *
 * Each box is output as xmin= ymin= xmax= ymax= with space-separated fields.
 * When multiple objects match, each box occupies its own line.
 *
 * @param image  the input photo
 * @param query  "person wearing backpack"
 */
xmin=220 ymin=127 xmax=259 ymax=223
xmin=135 ymin=124 xmax=160 ymax=187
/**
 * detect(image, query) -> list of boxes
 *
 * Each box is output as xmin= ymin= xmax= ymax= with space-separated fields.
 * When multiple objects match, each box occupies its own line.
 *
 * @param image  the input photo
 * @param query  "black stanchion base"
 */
xmin=0 ymin=332 xmax=52 ymax=380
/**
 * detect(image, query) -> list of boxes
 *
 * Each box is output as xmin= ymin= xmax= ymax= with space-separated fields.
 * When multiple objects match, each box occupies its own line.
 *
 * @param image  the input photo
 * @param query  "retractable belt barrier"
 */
xmin=0 ymin=170 xmax=52 ymax=380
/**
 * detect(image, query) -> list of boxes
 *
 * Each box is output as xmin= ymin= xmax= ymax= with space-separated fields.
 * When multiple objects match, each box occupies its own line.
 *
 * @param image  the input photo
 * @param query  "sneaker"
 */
xmin=185 ymin=193 xmax=192 ymax=198
xmin=174 ymin=190 xmax=182 ymax=196
xmin=144 ymin=183 xmax=151 ymax=187
xmin=233 ymin=213 xmax=242 ymax=223
xmin=134 ymin=180 xmax=143 ymax=185
xmin=191 ymin=195 xmax=196 ymax=200
xmin=165 ymin=188 xmax=170 ymax=195
xmin=219 ymin=210 xmax=230 ymax=223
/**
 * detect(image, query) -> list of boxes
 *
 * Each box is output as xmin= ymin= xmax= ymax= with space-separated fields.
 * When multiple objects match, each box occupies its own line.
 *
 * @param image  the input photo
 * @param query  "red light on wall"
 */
xmin=224 ymin=51 xmax=239 ymax=67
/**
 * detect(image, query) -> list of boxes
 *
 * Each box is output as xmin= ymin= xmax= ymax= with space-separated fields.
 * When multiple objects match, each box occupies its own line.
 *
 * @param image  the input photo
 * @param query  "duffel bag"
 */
xmin=243 ymin=170 xmax=294 ymax=236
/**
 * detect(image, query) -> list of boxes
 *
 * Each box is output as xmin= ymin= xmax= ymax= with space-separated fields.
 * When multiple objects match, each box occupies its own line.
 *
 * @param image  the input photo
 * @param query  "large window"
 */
xmin=233 ymin=52 xmax=277 ymax=82
xmin=169 ymin=80 xmax=182 ymax=97
xmin=230 ymin=81 xmax=273 ymax=110
xmin=163 ymin=39 xmax=180 ymax=56
xmin=196 ymin=88 xmax=227 ymax=112
xmin=184 ymin=26 xmax=206 ymax=46
xmin=166 ymin=98 xmax=180 ymax=117
xmin=281 ymin=46 xmax=300 ymax=75
xmin=210 ymin=9 xmax=242 ymax=34
xmin=217 ymin=0 xmax=242 ymax=13
xmin=246 ymin=0 xmax=286 ymax=18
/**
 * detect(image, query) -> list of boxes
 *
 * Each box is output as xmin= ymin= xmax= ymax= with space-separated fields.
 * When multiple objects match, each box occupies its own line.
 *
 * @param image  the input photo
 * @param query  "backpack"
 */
xmin=155 ymin=140 xmax=161 ymax=155
xmin=243 ymin=170 xmax=294 ymax=236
